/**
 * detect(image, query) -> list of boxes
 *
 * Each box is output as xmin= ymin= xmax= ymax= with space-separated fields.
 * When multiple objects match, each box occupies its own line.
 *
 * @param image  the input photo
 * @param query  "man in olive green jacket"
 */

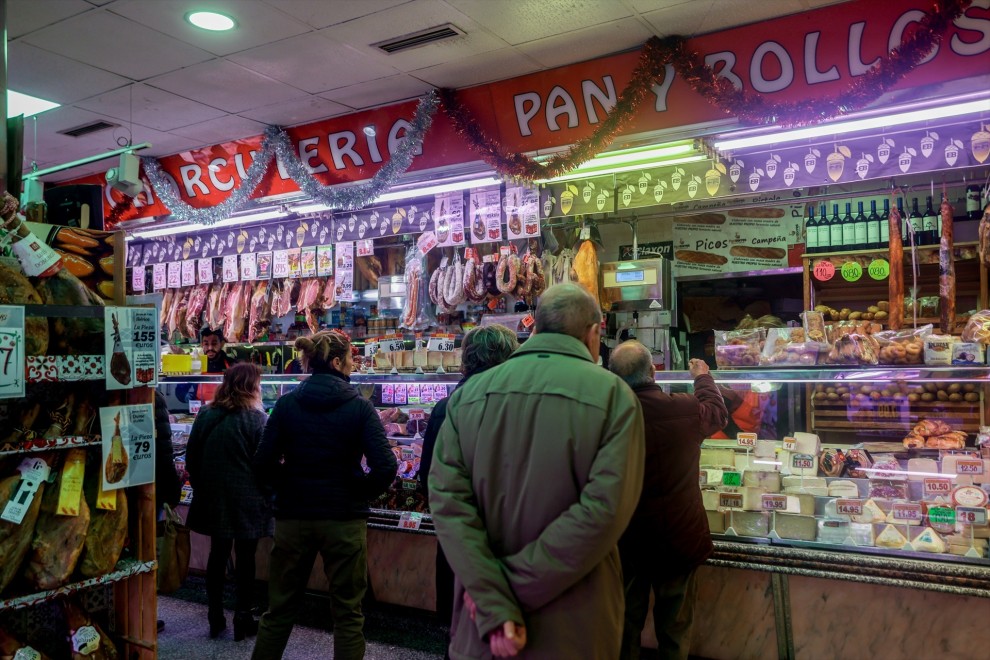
xmin=430 ymin=283 xmax=646 ymax=659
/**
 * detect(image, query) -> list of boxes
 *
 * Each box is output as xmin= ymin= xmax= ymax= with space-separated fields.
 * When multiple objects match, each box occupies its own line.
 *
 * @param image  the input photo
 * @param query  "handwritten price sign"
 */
xmin=222 ymin=255 xmax=239 ymax=283
xmin=721 ymin=471 xmax=742 ymax=487
xmin=0 ymin=306 xmax=26 ymax=400
xmin=131 ymin=266 xmax=145 ymax=292
xmin=167 ymin=262 xmax=181 ymax=288
xmin=356 ymin=239 xmax=374 ymax=257
xmin=868 ymin=258 xmax=890 ymax=280
xmin=840 ymin=261 xmax=863 ymax=282
xmin=152 ymin=263 xmax=166 ymax=290
xmin=812 ymin=260 xmax=835 ymax=281
xmin=198 ymin=258 xmax=213 ymax=284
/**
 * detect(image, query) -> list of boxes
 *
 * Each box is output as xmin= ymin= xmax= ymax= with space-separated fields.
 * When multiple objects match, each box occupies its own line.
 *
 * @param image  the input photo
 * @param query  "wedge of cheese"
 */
xmin=742 ymin=487 xmax=769 ymax=511
xmin=876 ymin=524 xmax=909 ymax=549
xmin=911 ymin=527 xmax=947 ymax=553
xmin=851 ymin=498 xmax=887 ymax=524
xmin=755 ymin=439 xmax=778 ymax=459
xmin=701 ymin=490 xmax=720 ymax=511
xmin=783 ymin=493 xmax=815 ymax=515
xmin=700 ymin=448 xmax=736 ymax=468
xmin=706 ymin=510 xmax=726 ymax=533
xmin=727 ymin=511 xmax=769 ymax=537
xmin=792 ymin=432 xmax=820 ymax=456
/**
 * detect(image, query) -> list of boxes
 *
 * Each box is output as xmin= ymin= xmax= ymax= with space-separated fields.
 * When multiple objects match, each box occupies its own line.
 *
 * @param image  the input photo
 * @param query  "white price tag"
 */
xmin=241 ymin=252 xmax=258 ymax=280
xmin=956 ymin=459 xmax=985 ymax=476
xmin=272 ymin=250 xmax=289 ymax=279
xmin=189 ymin=400 xmax=202 ymax=414
xmin=377 ymin=338 xmax=405 ymax=353
xmin=408 ymin=409 xmax=426 ymax=421
xmin=398 ymin=512 xmax=423 ymax=530
xmin=417 ymin=231 xmax=438 ymax=255
xmin=891 ymin=503 xmax=923 ymax=522
xmin=956 ymin=506 xmax=988 ymax=526
xmin=356 ymin=239 xmax=374 ymax=257
xmin=426 ymin=335 xmax=456 ymax=352
xmin=761 ymin=494 xmax=788 ymax=510
xmin=131 ymin=266 xmax=145 ymax=292
xmin=222 ymin=255 xmax=239 ymax=282
xmin=152 ymin=263 xmax=166 ymax=290
xmin=782 ymin=436 xmax=797 ymax=452
xmin=0 ymin=457 xmax=48 ymax=524
xmin=167 ymin=262 xmax=181 ymax=288
xmin=0 ymin=306 xmax=26 ymax=400
xmin=198 ymin=258 xmax=213 ymax=284
xmin=181 ymin=260 xmax=196 ymax=286
xmin=364 ymin=342 xmax=379 ymax=357
xmin=737 ymin=432 xmax=757 ymax=448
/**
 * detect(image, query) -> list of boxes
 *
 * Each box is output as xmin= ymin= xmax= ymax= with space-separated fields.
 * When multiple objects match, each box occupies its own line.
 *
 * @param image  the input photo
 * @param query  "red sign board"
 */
xmin=60 ymin=0 xmax=990 ymax=225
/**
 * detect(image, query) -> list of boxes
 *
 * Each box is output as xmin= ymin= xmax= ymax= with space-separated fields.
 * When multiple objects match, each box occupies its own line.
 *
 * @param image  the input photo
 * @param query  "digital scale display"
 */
xmin=615 ymin=270 xmax=646 ymax=283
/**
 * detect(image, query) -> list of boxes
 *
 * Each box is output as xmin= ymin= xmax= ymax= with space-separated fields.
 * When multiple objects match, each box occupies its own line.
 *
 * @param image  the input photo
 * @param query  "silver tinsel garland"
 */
xmin=141 ymin=126 xmax=280 ymax=226
xmin=139 ymin=90 xmax=440 ymax=226
xmin=274 ymin=89 xmax=439 ymax=211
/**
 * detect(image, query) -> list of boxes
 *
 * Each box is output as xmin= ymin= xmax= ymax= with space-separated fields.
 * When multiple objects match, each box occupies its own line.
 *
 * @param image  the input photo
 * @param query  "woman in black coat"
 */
xmin=186 ymin=363 xmax=272 ymax=641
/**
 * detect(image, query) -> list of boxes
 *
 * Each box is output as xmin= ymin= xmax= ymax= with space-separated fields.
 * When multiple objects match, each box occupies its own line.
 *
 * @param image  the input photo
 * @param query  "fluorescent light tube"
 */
xmin=8 ymin=90 xmax=59 ymax=118
xmin=128 ymin=209 xmax=286 ymax=240
xmin=715 ymin=98 xmax=990 ymax=151
xmin=544 ymin=155 xmax=707 ymax=183
xmin=292 ymin=176 xmax=503 ymax=214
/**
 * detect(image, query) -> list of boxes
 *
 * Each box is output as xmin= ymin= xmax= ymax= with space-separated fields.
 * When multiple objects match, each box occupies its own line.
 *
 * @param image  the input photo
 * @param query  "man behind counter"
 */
xmin=196 ymin=327 xmax=233 ymax=404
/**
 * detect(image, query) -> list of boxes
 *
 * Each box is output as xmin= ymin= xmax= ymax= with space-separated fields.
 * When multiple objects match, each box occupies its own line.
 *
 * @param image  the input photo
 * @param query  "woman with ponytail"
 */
xmin=252 ymin=331 xmax=397 ymax=660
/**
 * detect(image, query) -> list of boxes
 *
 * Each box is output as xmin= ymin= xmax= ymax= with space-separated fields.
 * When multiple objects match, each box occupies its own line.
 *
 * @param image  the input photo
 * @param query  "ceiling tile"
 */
xmin=319 ymin=74 xmax=434 ymax=110
xmin=697 ymin=0 xmax=805 ymax=34
xmin=641 ymin=1 xmax=714 ymax=37
xmin=76 ymin=84 xmax=228 ymax=131
xmin=517 ymin=17 xmax=652 ymax=69
xmin=8 ymin=0 xmax=92 ymax=39
xmin=108 ymin=0 xmax=312 ymax=57
xmin=239 ymin=96 xmax=351 ymax=127
xmin=146 ymin=60 xmax=307 ymax=113
xmin=319 ymin=0 xmax=508 ymax=73
xmin=21 ymin=9 xmax=214 ymax=79
xmin=8 ymin=42 xmax=130 ymax=104
xmin=410 ymin=47 xmax=542 ymax=89
xmin=170 ymin=115 xmax=269 ymax=144
xmin=263 ymin=0 xmax=411 ymax=29
xmin=229 ymin=32 xmax=400 ymax=94
xmin=447 ymin=0 xmax=632 ymax=46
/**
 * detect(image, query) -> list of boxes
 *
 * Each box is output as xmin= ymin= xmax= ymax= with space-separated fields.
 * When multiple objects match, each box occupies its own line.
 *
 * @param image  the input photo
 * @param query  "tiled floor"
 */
xmin=158 ymin=575 xmax=448 ymax=659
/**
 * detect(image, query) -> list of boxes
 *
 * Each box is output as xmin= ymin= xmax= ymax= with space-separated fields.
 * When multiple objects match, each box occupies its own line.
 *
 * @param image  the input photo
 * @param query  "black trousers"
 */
xmin=206 ymin=536 xmax=259 ymax=615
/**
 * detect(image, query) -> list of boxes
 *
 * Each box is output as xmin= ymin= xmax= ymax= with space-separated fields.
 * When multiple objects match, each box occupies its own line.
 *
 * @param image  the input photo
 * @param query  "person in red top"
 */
xmin=608 ymin=341 xmax=728 ymax=660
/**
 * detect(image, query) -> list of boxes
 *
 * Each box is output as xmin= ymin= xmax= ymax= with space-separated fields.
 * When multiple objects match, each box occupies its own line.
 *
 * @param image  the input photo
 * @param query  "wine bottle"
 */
xmin=921 ymin=196 xmax=937 ymax=245
xmin=829 ymin=203 xmax=843 ymax=254
xmin=908 ymin=198 xmax=923 ymax=245
xmin=805 ymin=206 xmax=818 ymax=254
xmin=880 ymin=199 xmax=890 ymax=247
xmin=854 ymin=201 xmax=868 ymax=250
xmin=841 ymin=202 xmax=856 ymax=250
xmin=966 ymin=184 xmax=982 ymax=220
xmin=817 ymin=203 xmax=831 ymax=253
xmin=867 ymin=200 xmax=881 ymax=250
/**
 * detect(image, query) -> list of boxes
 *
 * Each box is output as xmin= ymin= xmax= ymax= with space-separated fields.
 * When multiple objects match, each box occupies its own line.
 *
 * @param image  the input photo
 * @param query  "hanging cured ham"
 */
xmin=573 ymin=240 xmax=601 ymax=308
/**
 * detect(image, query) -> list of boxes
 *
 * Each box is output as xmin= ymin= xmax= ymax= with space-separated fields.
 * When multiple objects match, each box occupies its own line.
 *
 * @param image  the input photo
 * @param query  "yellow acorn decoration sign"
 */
xmin=705 ymin=162 xmax=727 ymax=196
xmin=826 ymin=145 xmax=851 ymax=182
xmin=560 ymin=184 xmax=579 ymax=215
xmin=972 ymin=123 xmax=990 ymax=164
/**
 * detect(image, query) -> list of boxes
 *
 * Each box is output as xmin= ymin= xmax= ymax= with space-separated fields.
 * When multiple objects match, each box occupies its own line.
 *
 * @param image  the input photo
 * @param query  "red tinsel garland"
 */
xmin=105 ymin=196 xmax=135 ymax=230
xmin=439 ymin=0 xmax=971 ymax=181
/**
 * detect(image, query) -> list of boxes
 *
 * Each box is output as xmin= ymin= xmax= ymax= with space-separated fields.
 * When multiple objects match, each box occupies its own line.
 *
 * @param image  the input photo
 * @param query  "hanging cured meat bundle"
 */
xmin=0 ymin=471 xmax=46 ymax=593
xmin=573 ymin=241 xmax=600 ymax=308
xmin=223 ymin=282 xmax=247 ymax=342
xmin=77 ymin=456 xmax=128 ymax=578
xmin=184 ymin=284 xmax=210 ymax=338
xmin=248 ymin=280 xmax=272 ymax=343
xmin=206 ymin=283 xmax=226 ymax=330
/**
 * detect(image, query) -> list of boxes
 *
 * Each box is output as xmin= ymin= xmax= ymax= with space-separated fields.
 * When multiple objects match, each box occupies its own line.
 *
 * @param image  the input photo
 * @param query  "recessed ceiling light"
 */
xmin=186 ymin=11 xmax=236 ymax=31
xmin=362 ymin=126 xmax=376 ymax=137
xmin=8 ymin=90 xmax=59 ymax=118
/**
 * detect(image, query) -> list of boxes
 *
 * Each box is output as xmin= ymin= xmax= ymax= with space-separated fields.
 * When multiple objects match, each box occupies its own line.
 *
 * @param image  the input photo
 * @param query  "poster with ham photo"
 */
xmin=504 ymin=185 xmax=539 ymax=240
xmin=104 ymin=307 xmax=158 ymax=391
xmin=434 ymin=192 xmax=465 ymax=247
xmin=468 ymin=187 xmax=503 ymax=244
xmin=100 ymin=404 xmax=155 ymax=491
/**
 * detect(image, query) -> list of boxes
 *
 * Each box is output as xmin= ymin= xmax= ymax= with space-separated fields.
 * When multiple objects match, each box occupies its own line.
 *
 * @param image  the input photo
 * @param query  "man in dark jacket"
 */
xmin=252 ymin=330 xmax=397 ymax=660
xmin=609 ymin=341 xmax=728 ymax=660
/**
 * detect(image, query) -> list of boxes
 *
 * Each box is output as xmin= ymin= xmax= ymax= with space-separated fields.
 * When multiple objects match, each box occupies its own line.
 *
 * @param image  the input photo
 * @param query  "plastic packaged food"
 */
xmin=825 ymin=333 xmax=880 ymax=365
xmin=714 ymin=328 xmax=764 ymax=367
xmin=961 ymin=310 xmax=990 ymax=344
xmin=923 ymin=334 xmax=955 ymax=365
xmin=762 ymin=327 xmax=819 ymax=366
xmin=800 ymin=310 xmax=827 ymax=343
xmin=952 ymin=342 xmax=985 ymax=365
xmin=875 ymin=324 xmax=931 ymax=365
xmin=399 ymin=246 xmax=436 ymax=331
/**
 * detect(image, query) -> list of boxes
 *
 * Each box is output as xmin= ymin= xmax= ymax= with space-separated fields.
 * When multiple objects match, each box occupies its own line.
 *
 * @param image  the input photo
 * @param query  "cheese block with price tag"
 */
xmin=851 ymin=498 xmax=887 ymax=524
xmin=742 ymin=487 xmax=769 ymax=511
xmin=940 ymin=456 xmax=989 ymax=485
xmin=875 ymin=524 xmax=910 ymax=549
xmin=791 ymin=432 xmax=821 ymax=456
xmin=783 ymin=493 xmax=815 ymax=515
xmin=781 ymin=451 xmax=817 ymax=476
xmin=906 ymin=458 xmax=938 ymax=482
